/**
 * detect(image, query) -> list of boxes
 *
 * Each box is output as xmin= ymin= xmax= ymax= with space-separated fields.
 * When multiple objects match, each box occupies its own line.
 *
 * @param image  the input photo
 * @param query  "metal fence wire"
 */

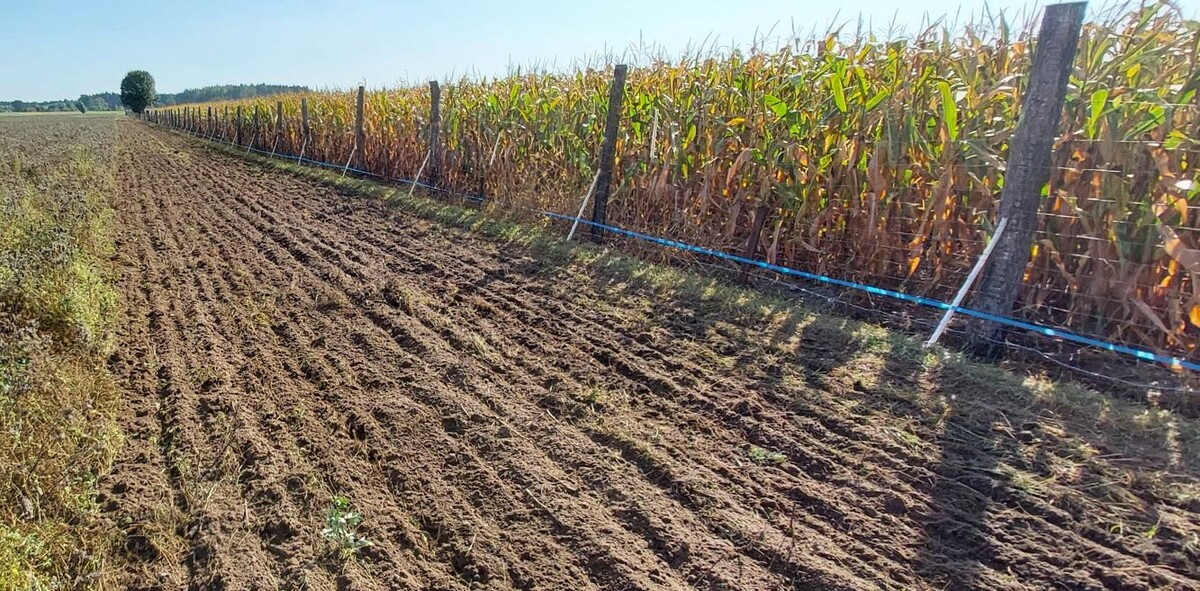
xmin=145 ymin=2 xmax=1200 ymax=379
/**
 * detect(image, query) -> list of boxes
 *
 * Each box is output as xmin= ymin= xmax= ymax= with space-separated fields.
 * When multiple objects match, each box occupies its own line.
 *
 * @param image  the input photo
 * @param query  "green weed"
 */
xmin=747 ymin=446 xmax=787 ymax=466
xmin=321 ymin=496 xmax=372 ymax=559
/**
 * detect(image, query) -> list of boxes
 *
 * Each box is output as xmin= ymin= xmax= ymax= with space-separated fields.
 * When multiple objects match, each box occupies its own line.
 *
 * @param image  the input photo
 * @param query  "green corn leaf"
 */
xmin=938 ymin=81 xmax=958 ymax=142
xmin=831 ymin=75 xmax=848 ymax=113
xmin=1087 ymin=88 xmax=1109 ymax=139
xmin=1163 ymin=130 xmax=1190 ymax=151
xmin=764 ymin=94 xmax=788 ymax=119
xmin=865 ymin=89 xmax=890 ymax=111
xmin=1128 ymin=104 xmax=1166 ymax=138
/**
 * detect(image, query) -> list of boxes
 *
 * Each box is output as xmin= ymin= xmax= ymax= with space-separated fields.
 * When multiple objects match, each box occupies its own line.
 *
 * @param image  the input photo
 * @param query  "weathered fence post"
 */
xmin=272 ymin=101 xmax=283 ymax=156
xmin=208 ymin=107 xmax=213 ymax=137
xmin=300 ymin=97 xmax=310 ymax=163
xmin=739 ymin=204 xmax=771 ymax=284
xmin=236 ymin=105 xmax=243 ymax=145
xmin=355 ymin=86 xmax=366 ymax=169
xmin=428 ymin=81 xmax=441 ymax=187
xmin=590 ymin=64 xmax=629 ymax=242
xmin=965 ymin=2 xmax=1086 ymax=358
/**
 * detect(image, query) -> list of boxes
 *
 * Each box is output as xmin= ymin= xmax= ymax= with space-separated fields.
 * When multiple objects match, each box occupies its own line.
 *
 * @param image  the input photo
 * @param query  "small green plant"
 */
xmin=1143 ymin=518 xmax=1161 ymax=540
xmin=321 ymin=496 xmax=371 ymax=559
xmin=747 ymin=446 xmax=787 ymax=465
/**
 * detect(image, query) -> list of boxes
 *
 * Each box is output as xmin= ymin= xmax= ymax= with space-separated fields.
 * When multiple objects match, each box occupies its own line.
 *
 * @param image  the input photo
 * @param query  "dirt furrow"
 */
xmin=202 ymin=147 xmax=889 ymax=590
xmin=207 ymin=165 xmax=946 ymax=588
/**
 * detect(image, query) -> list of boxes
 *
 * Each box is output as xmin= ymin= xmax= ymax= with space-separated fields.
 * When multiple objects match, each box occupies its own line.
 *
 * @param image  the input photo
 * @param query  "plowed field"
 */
xmin=101 ymin=120 xmax=1200 ymax=590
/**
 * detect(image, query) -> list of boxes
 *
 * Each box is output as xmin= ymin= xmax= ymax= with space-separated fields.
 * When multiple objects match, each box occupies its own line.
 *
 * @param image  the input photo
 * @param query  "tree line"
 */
xmin=1 ymin=84 xmax=308 ymax=113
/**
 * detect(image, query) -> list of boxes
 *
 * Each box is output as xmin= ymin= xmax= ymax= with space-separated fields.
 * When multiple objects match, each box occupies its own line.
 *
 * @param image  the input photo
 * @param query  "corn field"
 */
xmin=161 ymin=3 xmax=1200 ymax=359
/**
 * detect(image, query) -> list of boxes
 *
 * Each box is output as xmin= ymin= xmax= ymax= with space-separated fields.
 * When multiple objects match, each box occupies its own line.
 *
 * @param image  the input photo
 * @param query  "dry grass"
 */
xmin=0 ymin=116 xmax=122 ymax=590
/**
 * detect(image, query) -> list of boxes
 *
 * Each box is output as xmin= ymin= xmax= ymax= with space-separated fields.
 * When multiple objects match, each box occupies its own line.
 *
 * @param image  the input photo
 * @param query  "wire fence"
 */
xmin=148 ymin=112 xmax=1200 ymax=402
xmin=167 ymin=119 xmax=1191 ymax=338
xmin=146 ymin=3 xmax=1200 ymax=377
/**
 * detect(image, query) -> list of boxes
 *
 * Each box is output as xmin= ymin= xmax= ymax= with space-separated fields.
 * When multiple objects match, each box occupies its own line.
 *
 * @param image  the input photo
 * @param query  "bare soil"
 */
xmin=101 ymin=120 xmax=1200 ymax=590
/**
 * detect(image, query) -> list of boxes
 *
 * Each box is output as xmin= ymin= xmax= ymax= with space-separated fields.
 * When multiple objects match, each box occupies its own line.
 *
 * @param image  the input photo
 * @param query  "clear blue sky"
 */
xmin=2 ymin=0 xmax=1197 ymax=101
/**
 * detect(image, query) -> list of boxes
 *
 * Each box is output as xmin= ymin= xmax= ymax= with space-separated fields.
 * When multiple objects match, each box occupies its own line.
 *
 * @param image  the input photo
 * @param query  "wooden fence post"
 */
xmin=236 ymin=105 xmax=243 ymax=145
xmin=208 ymin=107 xmax=213 ymax=136
xmin=301 ymin=98 xmax=310 ymax=140
xmin=590 ymin=64 xmax=629 ymax=242
xmin=300 ymin=97 xmax=310 ymax=163
xmin=965 ymin=2 xmax=1086 ymax=358
xmin=273 ymin=101 xmax=284 ymax=156
xmin=739 ymin=204 xmax=771 ymax=284
xmin=355 ymin=86 xmax=365 ymax=169
xmin=428 ymin=81 xmax=441 ymax=186
xmin=251 ymin=105 xmax=261 ymax=149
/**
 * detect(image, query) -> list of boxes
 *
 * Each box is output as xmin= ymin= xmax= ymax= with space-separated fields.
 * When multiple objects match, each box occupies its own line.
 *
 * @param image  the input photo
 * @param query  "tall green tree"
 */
xmin=120 ymin=70 xmax=156 ymax=114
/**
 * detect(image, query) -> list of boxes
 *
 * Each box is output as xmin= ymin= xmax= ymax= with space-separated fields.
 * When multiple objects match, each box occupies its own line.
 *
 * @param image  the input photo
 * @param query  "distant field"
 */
xmin=0 ymin=110 xmax=121 ymax=117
